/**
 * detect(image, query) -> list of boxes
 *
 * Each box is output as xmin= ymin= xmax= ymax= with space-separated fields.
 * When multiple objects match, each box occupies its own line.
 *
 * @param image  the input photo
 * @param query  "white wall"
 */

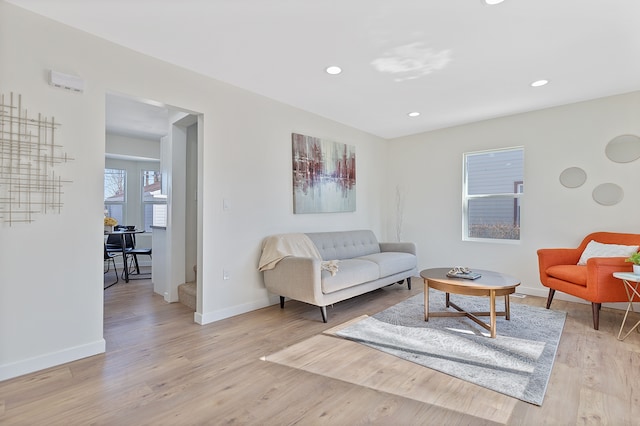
xmin=0 ymin=1 xmax=388 ymax=380
xmin=105 ymin=133 xmax=161 ymax=160
xmin=386 ymin=91 xmax=640 ymax=300
xmin=185 ymin=124 xmax=198 ymax=283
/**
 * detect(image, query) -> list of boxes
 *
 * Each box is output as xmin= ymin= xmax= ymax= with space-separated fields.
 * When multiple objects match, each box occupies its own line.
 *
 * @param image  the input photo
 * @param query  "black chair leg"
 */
xmin=124 ymin=252 xmax=151 ymax=278
xmin=121 ymin=254 xmax=130 ymax=282
xmin=104 ymin=258 xmax=119 ymax=289
xmin=132 ymin=254 xmax=141 ymax=274
xmin=280 ymin=296 xmax=285 ymax=309
xmin=320 ymin=306 xmax=327 ymax=323
xmin=545 ymin=289 xmax=555 ymax=309
xmin=592 ymin=303 xmax=601 ymax=330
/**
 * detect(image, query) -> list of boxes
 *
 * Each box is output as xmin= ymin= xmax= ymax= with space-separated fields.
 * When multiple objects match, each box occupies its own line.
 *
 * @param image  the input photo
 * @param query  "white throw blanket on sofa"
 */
xmin=258 ymin=233 xmax=339 ymax=275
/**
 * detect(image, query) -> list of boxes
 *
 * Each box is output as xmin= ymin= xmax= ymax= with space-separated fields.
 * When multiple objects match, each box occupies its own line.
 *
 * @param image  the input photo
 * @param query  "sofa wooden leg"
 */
xmin=545 ymin=289 xmax=555 ymax=309
xmin=320 ymin=306 xmax=327 ymax=323
xmin=280 ymin=296 xmax=285 ymax=309
xmin=592 ymin=303 xmax=601 ymax=330
xmin=407 ymin=277 xmax=412 ymax=290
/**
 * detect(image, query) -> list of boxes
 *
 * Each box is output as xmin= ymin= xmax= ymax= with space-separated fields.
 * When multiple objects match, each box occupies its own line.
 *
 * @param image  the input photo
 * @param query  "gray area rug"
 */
xmin=336 ymin=291 xmax=566 ymax=405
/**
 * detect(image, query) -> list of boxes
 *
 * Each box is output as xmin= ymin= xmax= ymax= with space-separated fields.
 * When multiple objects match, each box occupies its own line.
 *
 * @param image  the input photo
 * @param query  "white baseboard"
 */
xmin=515 ymin=285 xmax=549 ymax=299
xmin=195 ymin=299 xmax=272 ymax=325
xmin=0 ymin=339 xmax=105 ymax=382
xmin=515 ymin=285 xmax=635 ymax=311
xmin=193 ymin=286 xmax=636 ymax=325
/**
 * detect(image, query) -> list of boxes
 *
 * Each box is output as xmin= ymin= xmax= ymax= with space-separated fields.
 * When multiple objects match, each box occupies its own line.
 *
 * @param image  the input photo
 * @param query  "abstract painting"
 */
xmin=292 ymin=133 xmax=356 ymax=214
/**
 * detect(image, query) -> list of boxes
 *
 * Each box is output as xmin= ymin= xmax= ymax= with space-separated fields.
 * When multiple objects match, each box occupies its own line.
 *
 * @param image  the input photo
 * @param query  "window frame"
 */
xmin=462 ymin=146 xmax=524 ymax=243
xmin=141 ymin=169 xmax=164 ymax=232
xmin=104 ymin=167 xmax=127 ymax=226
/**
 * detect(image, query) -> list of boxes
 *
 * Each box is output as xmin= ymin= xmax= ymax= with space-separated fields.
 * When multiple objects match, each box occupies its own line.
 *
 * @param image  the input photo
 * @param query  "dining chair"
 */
xmin=127 ymin=246 xmax=152 ymax=275
xmin=123 ymin=231 xmax=152 ymax=277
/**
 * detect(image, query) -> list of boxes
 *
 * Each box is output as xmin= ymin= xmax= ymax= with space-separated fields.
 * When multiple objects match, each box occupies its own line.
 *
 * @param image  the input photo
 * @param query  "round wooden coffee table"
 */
xmin=420 ymin=268 xmax=520 ymax=338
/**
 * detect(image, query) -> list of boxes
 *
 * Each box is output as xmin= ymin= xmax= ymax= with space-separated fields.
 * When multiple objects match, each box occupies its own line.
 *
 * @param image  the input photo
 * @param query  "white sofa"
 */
xmin=260 ymin=230 xmax=417 ymax=322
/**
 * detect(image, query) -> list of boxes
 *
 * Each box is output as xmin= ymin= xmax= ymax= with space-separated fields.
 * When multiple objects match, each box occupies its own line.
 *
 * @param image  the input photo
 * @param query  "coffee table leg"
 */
xmin=424 ymin=280 xmax=429 ymax=321
xmin=490 ymin=290 xmax=496 ymax=338
xmin=505 ymin=294 xmax=511 ymax=320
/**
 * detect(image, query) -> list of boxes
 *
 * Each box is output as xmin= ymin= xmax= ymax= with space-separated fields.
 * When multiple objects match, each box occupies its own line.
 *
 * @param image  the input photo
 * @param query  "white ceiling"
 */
xmin=105 ymin=94 xmax=169 ymax=140
xmin=8 ymin=0 xmax=640 ymax=139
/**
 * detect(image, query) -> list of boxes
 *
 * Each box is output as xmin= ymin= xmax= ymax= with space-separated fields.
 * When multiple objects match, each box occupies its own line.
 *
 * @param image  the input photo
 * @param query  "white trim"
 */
xmin=0 ymin=339 xmax=105 ymax=382
xmin=518 ymin=285 xmax=635 ymax=311
xmin=195 ymin=299 xmax=274 ymax=325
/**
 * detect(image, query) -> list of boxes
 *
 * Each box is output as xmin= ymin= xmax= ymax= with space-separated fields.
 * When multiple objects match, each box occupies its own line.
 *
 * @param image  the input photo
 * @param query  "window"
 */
xmin=463 ymin=147 xmax=524 ymax=241
xmin=141 ymin=170 xmax=163 ymax=232
xmin=104 ymin=168 xmax=126 ymax=225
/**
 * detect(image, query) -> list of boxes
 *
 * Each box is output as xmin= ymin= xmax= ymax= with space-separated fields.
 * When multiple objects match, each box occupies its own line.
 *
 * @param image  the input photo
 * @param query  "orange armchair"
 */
xmin=538 ymin=232 xmax=640 ymax=330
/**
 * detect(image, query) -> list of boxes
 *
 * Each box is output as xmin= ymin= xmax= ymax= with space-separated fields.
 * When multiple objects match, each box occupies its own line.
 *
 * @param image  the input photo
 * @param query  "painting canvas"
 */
xmin=292 ymin=133 xmax=356 ymax=214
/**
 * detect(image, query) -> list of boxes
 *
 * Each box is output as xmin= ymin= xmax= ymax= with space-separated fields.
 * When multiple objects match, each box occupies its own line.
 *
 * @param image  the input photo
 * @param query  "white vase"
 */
xmin=634 ymin=264 xmax=640 ymax=275
xmin=104 ymin=225 xmax=113 ymax=233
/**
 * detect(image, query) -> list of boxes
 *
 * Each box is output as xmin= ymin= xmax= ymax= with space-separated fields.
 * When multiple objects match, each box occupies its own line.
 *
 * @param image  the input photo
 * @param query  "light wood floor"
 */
xmin=1 ymin=272 xmax=639 ymax=425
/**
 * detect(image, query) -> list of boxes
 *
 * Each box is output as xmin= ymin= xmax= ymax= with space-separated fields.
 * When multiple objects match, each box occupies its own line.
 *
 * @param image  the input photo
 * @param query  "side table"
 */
xmin=613 ymin=272 xmax=640 ymax=341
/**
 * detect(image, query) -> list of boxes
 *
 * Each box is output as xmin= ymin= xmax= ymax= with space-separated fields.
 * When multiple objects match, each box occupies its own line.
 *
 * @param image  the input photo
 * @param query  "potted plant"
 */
xmin=104 ymin=216 xmax=118 ymax=233
xmin=625 ymin=252 xmax=640 ymax=275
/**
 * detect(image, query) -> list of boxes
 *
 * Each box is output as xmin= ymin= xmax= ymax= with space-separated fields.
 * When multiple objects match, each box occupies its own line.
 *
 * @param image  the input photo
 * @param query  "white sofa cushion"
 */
xmin=321 ymin=259 xmax=379 ymax=294
xmin=358 ymin=252 xmax=417 ymax=278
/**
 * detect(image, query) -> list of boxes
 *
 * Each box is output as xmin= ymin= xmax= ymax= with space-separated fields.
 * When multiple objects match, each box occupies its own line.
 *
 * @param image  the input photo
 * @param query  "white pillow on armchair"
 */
xmin=577 ymin=240 xmax=639 ymax=265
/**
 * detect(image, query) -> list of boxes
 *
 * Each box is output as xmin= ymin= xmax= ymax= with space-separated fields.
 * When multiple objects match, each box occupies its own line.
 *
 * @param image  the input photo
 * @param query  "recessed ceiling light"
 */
xmin=325 ymin=66 xmax=342 ymax=75
xmin=483 ymin=0 xmax=505 ymax=5
xmin=407 ymin=112 xmax=420 ymax=117
xmin=530 ymin=79 xmax=549 ymax=87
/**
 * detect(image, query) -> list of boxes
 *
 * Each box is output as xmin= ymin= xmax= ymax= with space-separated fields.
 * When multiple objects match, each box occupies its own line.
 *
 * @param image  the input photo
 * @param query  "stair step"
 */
xmin=178 ymin=281 xmax=196 ymax=311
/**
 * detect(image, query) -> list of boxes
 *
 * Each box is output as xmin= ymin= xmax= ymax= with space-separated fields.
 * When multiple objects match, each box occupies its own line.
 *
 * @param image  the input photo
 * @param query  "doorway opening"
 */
xmin=104 ymin=92 xmax=201 ymax=324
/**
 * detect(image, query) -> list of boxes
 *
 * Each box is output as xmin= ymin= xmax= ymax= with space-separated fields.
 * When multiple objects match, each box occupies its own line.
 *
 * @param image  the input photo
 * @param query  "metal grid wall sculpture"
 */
xmin=0 ymin=92 xmax=73 ymax=225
